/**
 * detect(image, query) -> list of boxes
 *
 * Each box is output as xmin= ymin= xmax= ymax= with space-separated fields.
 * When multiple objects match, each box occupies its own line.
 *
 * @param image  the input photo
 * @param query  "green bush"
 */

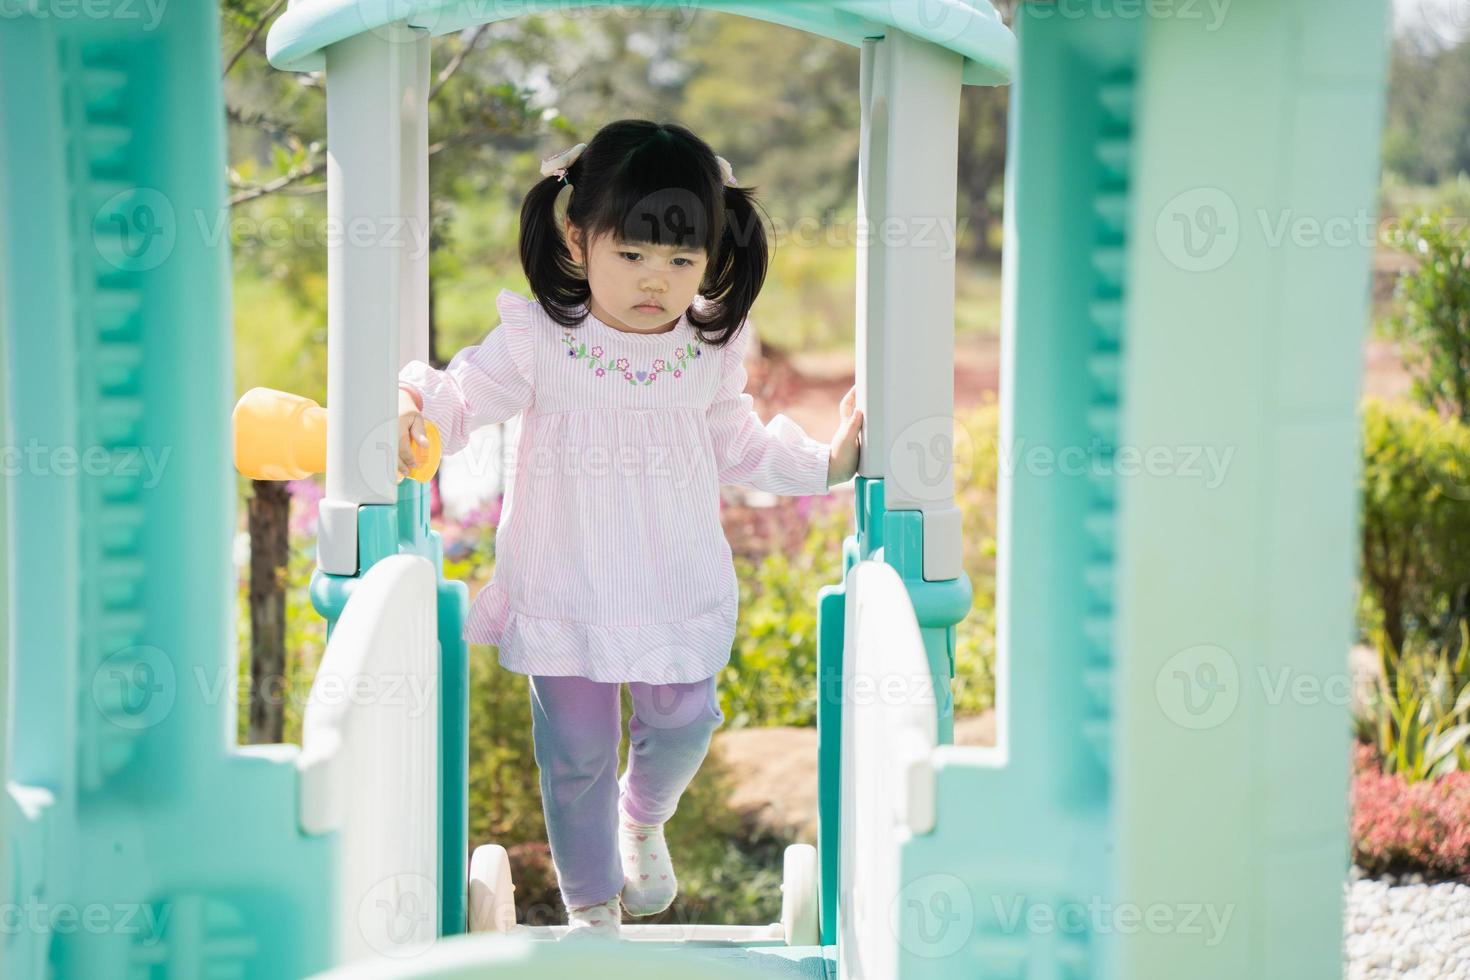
xmin=1356 ymin=397 xmax=1470 ymax=781
xmin=1358 ymin=397 xmax=1470 ymax=660
xmin=718 ymin=401 xmax=1001 ymax=725
xmin=1380 ymin=208 xmax=1470 ymax=426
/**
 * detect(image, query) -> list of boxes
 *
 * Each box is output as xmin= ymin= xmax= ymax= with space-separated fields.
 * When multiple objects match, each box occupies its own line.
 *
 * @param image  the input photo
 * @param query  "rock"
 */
xmin=711 ymin=726 xmax=819 ymax=843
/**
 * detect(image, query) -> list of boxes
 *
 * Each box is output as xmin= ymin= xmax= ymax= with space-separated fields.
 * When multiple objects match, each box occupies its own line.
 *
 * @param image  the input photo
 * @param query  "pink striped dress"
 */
xmin=398 ymin=288 xmax=832 ymax=684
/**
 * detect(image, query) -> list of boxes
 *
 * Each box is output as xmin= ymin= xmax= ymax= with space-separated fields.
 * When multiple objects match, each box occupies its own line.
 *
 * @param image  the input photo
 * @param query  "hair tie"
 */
xmin=538 ymin=141 xmax=739 ymax=187
xmin=540 ymin=142 xmax=586 ymax=185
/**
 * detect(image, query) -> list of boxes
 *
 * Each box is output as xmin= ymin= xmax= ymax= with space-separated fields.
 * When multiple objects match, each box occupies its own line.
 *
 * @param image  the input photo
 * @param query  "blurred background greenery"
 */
xmin=222 ymin=2 xmax=1470 ymax=923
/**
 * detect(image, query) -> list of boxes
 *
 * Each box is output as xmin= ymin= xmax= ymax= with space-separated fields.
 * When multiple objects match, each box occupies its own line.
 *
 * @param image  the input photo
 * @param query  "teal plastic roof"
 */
xmin=266 ymin=0 xmax=1014 ymax=85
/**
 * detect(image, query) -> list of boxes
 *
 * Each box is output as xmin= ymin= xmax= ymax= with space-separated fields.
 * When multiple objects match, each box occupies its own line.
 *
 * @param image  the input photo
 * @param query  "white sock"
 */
xmin=563 ymin=896 xmax=621 ymax=939
xmin=618 ymin=805 xmax=676 ymax=916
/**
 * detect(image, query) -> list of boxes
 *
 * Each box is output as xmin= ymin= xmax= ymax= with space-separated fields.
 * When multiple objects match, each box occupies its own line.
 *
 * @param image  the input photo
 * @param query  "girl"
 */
xmin=395 ymin=120 xmax=862 ymax=940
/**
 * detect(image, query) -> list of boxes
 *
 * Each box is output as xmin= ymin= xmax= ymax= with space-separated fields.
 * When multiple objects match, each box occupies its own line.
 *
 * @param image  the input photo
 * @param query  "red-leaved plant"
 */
xmin=1352 ymin=741 xmax=1470 ymax=880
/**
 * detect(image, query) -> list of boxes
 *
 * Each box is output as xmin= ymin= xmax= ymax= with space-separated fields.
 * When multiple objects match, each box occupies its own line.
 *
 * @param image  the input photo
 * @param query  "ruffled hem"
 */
xmin=464 ymin=580 xmax=737 ymax=684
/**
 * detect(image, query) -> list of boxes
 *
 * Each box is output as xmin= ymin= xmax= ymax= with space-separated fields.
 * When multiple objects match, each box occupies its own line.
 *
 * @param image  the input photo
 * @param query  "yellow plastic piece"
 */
xmin=232 ymin=386 xmax=440 ymax=483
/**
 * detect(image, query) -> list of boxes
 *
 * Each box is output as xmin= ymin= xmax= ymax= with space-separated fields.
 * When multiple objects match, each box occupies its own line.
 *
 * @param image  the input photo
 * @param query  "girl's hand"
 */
xmin=398 ymin=387 xmax=431 ymax=479
xmin=827 ymin=384 xmax=862 ymax=487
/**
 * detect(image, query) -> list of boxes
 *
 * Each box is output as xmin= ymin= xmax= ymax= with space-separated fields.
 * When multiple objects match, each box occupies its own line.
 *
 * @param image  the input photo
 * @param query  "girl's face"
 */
xmin=566 ymin=221 xmax=708 ymax=335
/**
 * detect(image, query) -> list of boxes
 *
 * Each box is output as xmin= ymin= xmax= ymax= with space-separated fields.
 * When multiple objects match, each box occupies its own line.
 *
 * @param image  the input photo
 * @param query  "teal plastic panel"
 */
xmin=893 ymin=1 xmax=1389 ymax=978
xmin=267 ymin=0 xmax=1014 ymax=85
xmin=0 ymin=7 xmax=338 ymax=977
xmin=1113 ymin=1 xmax=1388 ymax=977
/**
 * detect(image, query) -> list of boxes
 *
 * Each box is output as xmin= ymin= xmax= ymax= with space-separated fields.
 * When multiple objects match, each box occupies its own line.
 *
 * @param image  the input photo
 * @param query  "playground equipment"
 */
xmin=0 ymin=0 xmax=1392 ymax=977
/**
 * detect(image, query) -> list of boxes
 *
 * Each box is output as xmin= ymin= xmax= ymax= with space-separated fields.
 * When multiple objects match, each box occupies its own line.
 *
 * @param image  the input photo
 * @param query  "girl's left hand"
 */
xmin=827 ymin=384 xmax=862 ymax=487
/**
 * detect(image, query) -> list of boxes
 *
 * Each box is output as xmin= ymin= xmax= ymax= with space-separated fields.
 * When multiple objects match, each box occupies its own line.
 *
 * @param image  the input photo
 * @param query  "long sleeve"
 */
xmin=705 ymin=319 xmax=830 ymax=496
xmin=398 ymin=289 xmax=535 ymax=456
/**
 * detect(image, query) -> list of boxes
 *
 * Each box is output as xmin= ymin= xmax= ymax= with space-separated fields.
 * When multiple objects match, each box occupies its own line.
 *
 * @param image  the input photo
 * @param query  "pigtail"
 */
xmin=691 ymin=185 xmax=770 ymax=349
xmin=519 ymin=168 xmax=591 ymax=328
xmin=517 ymin=120 xmax=770 ymax=343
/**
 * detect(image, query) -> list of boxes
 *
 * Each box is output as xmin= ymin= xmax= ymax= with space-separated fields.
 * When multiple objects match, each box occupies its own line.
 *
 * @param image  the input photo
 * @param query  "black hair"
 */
xmin=519 ymin=119 xmax=769 ymax=349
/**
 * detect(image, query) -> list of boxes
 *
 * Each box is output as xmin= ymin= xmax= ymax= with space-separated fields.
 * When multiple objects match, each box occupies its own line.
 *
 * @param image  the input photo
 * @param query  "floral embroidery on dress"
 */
xmin=562 ymin=332 xmax=703 ymax=385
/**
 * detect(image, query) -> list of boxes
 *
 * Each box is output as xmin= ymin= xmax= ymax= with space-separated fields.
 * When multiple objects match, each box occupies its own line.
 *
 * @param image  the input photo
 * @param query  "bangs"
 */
xmin=581 ymin=144 xmax=723 ymax=255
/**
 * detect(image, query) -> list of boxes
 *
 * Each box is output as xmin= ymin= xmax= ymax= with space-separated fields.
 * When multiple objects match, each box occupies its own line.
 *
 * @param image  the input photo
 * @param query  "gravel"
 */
xmin=1346 ymin=872 xmax=1470 ymax=978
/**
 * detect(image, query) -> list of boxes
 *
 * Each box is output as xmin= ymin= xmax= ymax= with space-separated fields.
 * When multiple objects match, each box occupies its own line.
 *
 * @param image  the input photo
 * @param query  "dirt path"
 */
xmin=762 ymin=332 xmax=1001 ymax=440
xmin=765 ymin=328 xmax=1406 ymax=439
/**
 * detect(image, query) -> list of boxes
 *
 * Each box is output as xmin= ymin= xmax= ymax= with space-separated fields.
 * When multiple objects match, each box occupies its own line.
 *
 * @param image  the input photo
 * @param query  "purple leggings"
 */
xmin=528 ymin=672 xmax=725 ymax=908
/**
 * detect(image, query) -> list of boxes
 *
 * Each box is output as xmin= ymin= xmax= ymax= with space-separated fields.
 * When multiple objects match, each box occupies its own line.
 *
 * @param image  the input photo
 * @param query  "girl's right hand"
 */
xmin=397 ymin=387 xmax=431 ymax=478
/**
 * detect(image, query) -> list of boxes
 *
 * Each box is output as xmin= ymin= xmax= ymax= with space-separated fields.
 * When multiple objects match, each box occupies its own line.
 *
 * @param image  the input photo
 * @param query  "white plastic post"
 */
xmin=856 ymin=30 xmax=965 ymax=581
xmin=297 ymin=554 xmax=440 ymax=963
xmin=839 ymin=560 xmax=939 ymax=979
xmin=319 ymin=24 xmax=431 ymax=575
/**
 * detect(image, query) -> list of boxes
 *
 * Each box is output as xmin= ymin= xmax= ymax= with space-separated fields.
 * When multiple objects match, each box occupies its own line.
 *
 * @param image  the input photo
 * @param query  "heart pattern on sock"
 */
xmin=618 ymin=807 xmax=676 ymax=916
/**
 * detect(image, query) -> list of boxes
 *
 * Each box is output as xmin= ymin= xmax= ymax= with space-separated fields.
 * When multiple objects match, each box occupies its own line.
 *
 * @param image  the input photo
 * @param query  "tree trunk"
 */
xmin=248 ymin=479 xmax=291 ymax=743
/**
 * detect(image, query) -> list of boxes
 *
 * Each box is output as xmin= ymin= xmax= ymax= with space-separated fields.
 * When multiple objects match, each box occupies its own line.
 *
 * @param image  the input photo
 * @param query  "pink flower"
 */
xmin=653 ymin=358 xmax=666 ymax=371
xmin=675 ymin=349 xmax=686 ymax=359
xmin=649 ymin=372 xmax=658 ymax=381
xmin=615 ymin=357 xmax=629 ymax=371
xmin=623 ymin=371 xmax=634 ymax=380
xmin=673 ymin=369 xmax=682 ymax=378
xmin=591 ymin=346 xmax=603 ymax=357
xmin=286 ymin=477 xmax=325 ymax=536
xmin=595 ymin=367 xmax=605 ymax=377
